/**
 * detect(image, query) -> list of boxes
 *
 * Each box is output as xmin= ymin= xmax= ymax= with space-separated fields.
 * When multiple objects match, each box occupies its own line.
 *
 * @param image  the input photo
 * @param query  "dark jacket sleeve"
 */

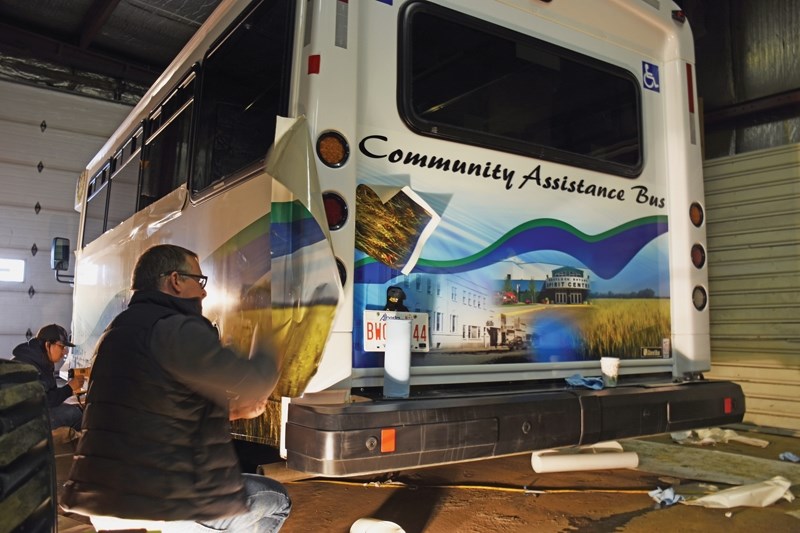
xmin=149 ymin=315 xmax=279 ymax=407
xmin=46 ymin=382 xmax=73 ymax=408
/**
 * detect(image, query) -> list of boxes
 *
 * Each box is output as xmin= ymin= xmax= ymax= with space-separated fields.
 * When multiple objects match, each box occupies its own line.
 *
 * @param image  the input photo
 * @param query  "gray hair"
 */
xmin=131 ymin=244 xmax=198 ymax=291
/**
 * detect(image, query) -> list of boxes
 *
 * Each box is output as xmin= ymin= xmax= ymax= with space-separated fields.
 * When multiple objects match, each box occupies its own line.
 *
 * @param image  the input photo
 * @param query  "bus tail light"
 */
xmin=335 ymin=258 xmax=347 ymax=287
xmin=323 ymin=192 xmax=348 ymax=230
xmin=317 ymin=131 xmax=349 ymax=167
xmin=692 ymin=286 xmax=708 ymax=311
xmin=690 ymin=202 xmax=704 ymax=227
xmin=691 ymin=244 xmax=706 ymax=269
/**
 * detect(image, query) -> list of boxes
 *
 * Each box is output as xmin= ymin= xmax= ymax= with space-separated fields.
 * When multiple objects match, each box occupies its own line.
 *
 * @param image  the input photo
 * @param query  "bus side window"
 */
xmin=83 ymin=164 xmax=111 ymax=246
xmin=106 ymin=127 xmax=143 ymax=229
xmin=140 ymin=72 xmax=196 ymax=210
xmin=191 ymin=0 xmax=294 ymax=193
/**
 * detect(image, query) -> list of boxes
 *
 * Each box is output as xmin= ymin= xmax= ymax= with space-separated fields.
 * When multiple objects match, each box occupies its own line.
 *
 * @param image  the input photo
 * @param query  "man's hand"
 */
xmin=229 ymin=395 xmax=268 ymax=420
xmin=68 ymin=377 xmax=84 ymax=394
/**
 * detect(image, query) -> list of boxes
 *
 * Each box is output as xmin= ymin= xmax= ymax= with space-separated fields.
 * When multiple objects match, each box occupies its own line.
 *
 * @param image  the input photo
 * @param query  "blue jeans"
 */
xmin=91 ymin=474 xmax=291 ymax=533
xmin=191 ymin=474 xmax=291 ymax=532
xmin=50 ymin=403 xmax=82 ymax=431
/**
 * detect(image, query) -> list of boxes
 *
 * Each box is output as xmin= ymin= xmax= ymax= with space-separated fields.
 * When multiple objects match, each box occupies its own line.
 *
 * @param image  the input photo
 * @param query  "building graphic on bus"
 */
xmin=540 ymin=266 xmax=591 ymax=305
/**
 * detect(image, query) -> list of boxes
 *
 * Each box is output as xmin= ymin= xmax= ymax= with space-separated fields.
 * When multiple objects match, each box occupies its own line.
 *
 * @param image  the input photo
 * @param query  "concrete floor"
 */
xmin=55 ymin=427 xmax=800 ymax=532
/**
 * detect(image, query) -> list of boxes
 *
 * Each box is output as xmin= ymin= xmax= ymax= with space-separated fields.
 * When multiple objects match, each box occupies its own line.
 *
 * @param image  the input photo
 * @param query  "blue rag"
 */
xmin=648 ymin=487 xmax=684 ymax=507
xmin=779 ymin=452 xmax=800 ymax=462
xmin=565 ymin=373 xmax=604 ymax=390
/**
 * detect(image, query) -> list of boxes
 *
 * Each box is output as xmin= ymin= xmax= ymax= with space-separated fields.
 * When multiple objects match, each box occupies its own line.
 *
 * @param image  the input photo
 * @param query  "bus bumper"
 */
xmin=285 ymin=380 xmax=744 ymax=477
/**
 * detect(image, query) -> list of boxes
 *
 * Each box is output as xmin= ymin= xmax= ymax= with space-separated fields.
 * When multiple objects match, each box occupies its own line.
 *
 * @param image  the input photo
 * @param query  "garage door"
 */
xmin=703 ymin=143 xmax=800 ymax=435
xmin=0 ymin=80 xmax=130 ymax=358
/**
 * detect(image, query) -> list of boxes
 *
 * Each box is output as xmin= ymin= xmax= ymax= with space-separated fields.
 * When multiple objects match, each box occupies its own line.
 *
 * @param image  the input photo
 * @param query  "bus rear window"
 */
xmin=399 ymin=2 xmax=642 ymax=177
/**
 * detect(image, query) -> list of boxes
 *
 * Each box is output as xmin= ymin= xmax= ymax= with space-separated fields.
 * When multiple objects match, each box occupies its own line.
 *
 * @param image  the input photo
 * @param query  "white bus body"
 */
xmin=68 ymin=0 xmax=743 ymax=476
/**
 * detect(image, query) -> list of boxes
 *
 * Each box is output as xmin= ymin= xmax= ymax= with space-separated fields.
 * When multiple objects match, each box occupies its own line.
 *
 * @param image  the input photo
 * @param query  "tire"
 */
xmin=0 ymin=360 xmax=57 ymax=533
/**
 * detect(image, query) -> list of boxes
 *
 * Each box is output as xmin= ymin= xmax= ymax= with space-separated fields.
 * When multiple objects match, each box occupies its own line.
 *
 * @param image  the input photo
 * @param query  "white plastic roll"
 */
xmin=351 ymin=518 xmax=406 ymax=533
xmin=383 ymin=319 xmax=411 ymax=398
xmin=531 ymin=450 xmax=639 ymax=473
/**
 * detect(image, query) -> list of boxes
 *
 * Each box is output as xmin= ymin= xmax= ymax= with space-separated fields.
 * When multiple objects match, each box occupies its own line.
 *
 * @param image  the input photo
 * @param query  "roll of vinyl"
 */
xmin=351 ymin=517 xmax=406 ymax=533
xmin=531 ymin=450 xmax=639 ymax=473
xmin=383 ymin=319 xmax=411 ymax=398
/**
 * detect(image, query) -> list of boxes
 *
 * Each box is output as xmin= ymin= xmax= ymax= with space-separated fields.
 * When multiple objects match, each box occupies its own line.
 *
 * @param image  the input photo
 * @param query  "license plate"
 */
xmin=363 ymin=311 xmax=430 ymax=352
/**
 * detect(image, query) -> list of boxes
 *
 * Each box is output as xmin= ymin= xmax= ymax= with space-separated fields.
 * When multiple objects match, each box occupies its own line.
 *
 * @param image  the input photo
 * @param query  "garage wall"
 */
xmin=703 ymin=143 xmax=800 ymax=435
xmin=0 ymin=80 xmax=130 ymax=358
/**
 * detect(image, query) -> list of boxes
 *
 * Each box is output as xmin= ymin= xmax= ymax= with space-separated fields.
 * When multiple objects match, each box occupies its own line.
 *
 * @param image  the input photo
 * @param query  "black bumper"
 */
xmin=285 ymin=380 xmax=744 ymax=476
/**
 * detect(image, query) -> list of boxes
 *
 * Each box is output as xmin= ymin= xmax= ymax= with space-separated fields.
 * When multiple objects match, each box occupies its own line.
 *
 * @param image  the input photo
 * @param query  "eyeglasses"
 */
xmin=163 ymin=271 xmax=208 ymax=288
xmin=176 ymin=271 xmax=208 ymax=288
xmin=53 ymin=342 xmax=68 ymax=351
xmin=176 ymin=272 xmax=208 ymax=288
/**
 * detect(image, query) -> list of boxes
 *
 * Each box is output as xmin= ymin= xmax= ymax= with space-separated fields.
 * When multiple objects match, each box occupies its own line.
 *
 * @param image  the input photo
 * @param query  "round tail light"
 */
xmin=690 ymin=202 xmax=704 ymax=227
xmin=323 ymin=192 xmax=348 ymax=230
xmin=691 ymin=244 xmax=706 ymax=269
xmin=692 ymin=286 xmax=708 ymax=311
xmin=317 ymin=131 xmax=349 ymax=167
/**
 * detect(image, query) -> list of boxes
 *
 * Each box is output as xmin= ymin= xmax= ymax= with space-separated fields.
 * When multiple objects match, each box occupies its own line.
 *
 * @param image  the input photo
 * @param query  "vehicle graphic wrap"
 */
xmin=353 ymin=134 xmax=671 ymax=369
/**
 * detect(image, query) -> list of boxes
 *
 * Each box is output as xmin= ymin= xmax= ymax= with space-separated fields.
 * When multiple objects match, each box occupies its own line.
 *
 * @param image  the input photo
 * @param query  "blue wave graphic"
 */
xmin=271 ymin=216 xmax=326 ymax=259
xmin=355 ymin=218 xmax=667 ymax=283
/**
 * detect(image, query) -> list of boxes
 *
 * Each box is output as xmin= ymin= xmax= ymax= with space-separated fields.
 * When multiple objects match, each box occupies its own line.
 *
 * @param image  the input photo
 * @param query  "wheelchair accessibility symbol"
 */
xmin=642 ymin=61 xmax=660 ymax=92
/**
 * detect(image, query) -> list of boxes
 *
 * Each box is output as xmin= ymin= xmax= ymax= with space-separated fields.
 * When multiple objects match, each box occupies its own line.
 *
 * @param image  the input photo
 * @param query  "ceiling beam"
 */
xmin=0 ymin=21 xmax=159 ymax=86
xmin=79 ymin=0 xmax=123 ymax=49
xmin=704 ymin=89 xmax=800 ymax=130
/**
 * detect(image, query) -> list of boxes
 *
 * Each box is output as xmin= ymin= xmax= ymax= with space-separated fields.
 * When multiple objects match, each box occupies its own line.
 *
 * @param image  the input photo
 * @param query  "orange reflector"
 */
xmin=380 ymin=428 xmax=396 ymax=453
xmin=317 ymin=131 xmax=349 ymax=167
xmin=690 ymin=202 xmax=704 ymax=227
xmin=724 ymin=397 xmax=733 ymax=414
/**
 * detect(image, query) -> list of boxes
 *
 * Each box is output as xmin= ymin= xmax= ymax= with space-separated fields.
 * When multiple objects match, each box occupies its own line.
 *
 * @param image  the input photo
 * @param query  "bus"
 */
xmin=62 ymin=0 xmax=744 ymax=476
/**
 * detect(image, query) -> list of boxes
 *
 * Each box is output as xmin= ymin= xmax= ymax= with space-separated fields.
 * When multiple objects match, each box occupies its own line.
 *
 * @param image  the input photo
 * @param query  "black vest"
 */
xmin=61 ymin=291 xmax=248 ymax=521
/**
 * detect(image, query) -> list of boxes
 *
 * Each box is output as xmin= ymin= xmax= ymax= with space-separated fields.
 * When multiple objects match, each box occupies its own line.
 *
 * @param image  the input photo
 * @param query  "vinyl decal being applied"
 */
xmin=353 ymin=135 xmax=671 ymax=369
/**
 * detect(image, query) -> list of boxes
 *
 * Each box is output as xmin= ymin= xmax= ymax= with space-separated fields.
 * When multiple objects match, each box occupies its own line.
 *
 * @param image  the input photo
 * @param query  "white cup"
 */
xmin=600 ymin=357 xmax=620 ymax=387
xmin=350 ymin=518 xmax=406 ymax=533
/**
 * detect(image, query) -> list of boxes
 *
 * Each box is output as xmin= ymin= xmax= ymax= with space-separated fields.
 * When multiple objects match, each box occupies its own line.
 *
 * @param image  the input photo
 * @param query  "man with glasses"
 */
xmin=62 ymin=244 xmax=290 ymax=532
xmin=12 ymin=323 xmax=84 ymax=430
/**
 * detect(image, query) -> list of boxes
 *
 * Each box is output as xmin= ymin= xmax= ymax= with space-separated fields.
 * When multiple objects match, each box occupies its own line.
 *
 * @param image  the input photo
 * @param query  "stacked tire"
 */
xmin=0 ymin=360 xmax=57 ymax=533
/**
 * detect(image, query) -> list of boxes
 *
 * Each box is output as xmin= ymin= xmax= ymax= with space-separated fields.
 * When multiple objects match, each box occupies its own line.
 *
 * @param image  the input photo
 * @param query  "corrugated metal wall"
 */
xmin=703 ymin=143 xmax=800 ymax=435
xmin=0 ymin=80 xmax=130 ymax=358
xmin=691 ymin=0 xmax=800 ymax=158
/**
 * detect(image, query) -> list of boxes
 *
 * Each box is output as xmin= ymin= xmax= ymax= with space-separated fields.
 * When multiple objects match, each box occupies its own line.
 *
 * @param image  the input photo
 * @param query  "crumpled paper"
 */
xmin=649 ymin=487 xmax=684 ymax=507
xmin=683 ymin=476 xmax=795 ymax=509
xmin=670 ymin=428 xmax=770 ymax=448
xmin=779 ymin=451 xmax=799 ymax=462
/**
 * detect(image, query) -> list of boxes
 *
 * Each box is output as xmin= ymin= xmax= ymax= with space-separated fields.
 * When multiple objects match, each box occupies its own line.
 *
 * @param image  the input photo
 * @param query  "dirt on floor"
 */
xmin=56 ymin=427 xmax=800 ymax=533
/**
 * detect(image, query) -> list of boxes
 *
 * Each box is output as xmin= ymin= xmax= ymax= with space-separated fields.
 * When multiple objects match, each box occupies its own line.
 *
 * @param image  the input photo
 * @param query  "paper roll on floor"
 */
xmin=351 ymin=517 xmax=406 ymax=533
xmin=531 ymin=442 xmax=639 ymax=473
